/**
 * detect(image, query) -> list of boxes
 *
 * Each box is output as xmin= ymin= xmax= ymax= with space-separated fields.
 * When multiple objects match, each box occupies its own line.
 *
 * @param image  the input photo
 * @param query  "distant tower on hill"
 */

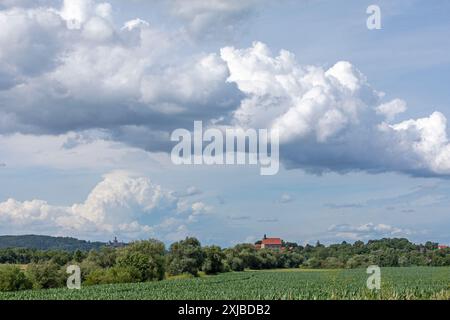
xmin=108 ymin=237 xmax=126 ymax=248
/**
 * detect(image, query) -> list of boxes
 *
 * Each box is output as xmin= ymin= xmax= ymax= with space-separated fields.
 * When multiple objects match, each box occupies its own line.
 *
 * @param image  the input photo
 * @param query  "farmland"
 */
xmin=0 ymin=267 xmax=448 ymax=300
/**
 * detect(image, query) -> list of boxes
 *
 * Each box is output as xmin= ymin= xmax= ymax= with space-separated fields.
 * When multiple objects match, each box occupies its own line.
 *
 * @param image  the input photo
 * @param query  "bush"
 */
xmin=202 ymin=246 xmax=225 ymax=275
xmin=287 ymin=253 xmax=304 ymax=268
xmin=73 ymin=250 xmax=86 ymax=263
xmin=229 ymin=257 xmax=245 ymax=272
xmin=85 ymin=266 xmax=141 ymax=286
xmin=322 ymin=257 xmax=344 ymax=269
xmin=26 ymin=261 xmax=65 ymax=289
xmin=84 ymin=269 xmax=107 ymax=286
xmin=116 ymin=239 xmax=166 ymax=281
xmin=167 ymin=238 xmax=204 ymax=276
xmin=110 ymin=266 xmax=146 ymax=283
xmin=257 ymin=250 xmax=277 ymax=269
xmin=345 ymin=254 xmax=374 ymax=269
xmin=0 ymin=265 xmax=32 ymax=292
xmin=79 ymin=259 xmax=102 ymax=281
xmin=50 ymin=251 xmax=72 ymax=266
xmin=116 ymin=252 xmax=158 ymax=281
xmin=237 ymin=247 xmax=261 ymax=269
xmin=85 ymin=247 xmax=117 ymax=269
xmin=304 ymin=257 xmax=321 ymax=269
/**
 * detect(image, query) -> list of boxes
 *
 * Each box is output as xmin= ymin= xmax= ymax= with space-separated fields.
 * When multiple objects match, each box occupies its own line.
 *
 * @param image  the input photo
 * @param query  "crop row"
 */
xmin=0 ymin=267 xmax=448 ymax=300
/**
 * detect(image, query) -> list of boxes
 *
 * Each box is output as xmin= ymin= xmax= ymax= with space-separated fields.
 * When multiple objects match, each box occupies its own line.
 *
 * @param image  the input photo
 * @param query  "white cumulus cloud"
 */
xmin=0 ymin=171 xmax=213 ymax=240
xmin=220 ymin=42 xmax=450 ymax=177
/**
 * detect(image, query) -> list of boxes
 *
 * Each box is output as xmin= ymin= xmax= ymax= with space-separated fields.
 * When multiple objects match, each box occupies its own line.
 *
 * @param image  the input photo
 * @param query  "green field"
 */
xmin=0 ymin=267 xmax=449 ymax=300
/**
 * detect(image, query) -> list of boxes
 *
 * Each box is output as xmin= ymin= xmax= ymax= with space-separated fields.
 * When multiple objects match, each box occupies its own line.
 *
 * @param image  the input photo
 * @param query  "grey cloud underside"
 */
xmin=1 ymin=1 xmax=450 ymax=177
xmin=1 ymin=95 xmax=240 ymax=151
xmin=0 ymin=3 xmax=242 ymax=151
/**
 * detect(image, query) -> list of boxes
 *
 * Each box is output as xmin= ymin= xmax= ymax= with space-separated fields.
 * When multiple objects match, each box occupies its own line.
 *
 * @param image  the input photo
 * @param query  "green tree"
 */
xmin=73 ymin=250 xmax=85 ymax=263
xmin=257 ymin=250 xmax=277 ymax=269
xmin=85 ymin=266 xmax=141 ymax=285
xmin=79 ymin=259 xmax=102 ymax=281
xmin=229 ymin=257 xmax=245 ymax=271
xmin=0 ymin=265 xmax=32 ymax=292
xmin=202 ymin=246 xmax=225 ymax=275
xmin=49 ymin=251 xmax=72 ymax=266
xmin=304 ymin=257 xmax=321 ymax=269
xmin=26 ymin=261 xmax=65 ymax=289
xmin=322 ymin=257 xmax=344 ymax=269
xmin=167 ymin=237 xmax=204 ymax=276
xmin=398 ymin=254 xmax=410 ymax=267
xmin=116 ymin=239 xmax=166 ymax=281
xmin=85 ymin=247 xmax=117 ymax=269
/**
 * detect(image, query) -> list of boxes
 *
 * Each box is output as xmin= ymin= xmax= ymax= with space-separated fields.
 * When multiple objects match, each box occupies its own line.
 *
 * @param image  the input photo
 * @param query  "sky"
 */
xmin=0 ymin=0 xmax=449 ymax=246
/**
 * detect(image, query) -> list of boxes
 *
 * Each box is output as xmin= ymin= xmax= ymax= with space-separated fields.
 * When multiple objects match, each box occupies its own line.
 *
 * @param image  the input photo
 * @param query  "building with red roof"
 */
xmin=256 ymin=235 xmax=283 ymax=250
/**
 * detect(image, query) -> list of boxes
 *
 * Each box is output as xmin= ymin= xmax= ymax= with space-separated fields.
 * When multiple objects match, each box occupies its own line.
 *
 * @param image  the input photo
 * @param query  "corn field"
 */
xmin=0 ymin=267 xmax=448 ymax=300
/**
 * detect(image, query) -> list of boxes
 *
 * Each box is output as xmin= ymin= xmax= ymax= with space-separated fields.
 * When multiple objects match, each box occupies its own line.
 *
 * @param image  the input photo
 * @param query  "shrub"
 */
xmin=167 ymin=238 xmax=204 ymax=276
xmin=322 ymin=257 xmax=344 ymax=269
xmin=26 ymin=261 xmax=65 ymax=289
xmin=50 ymin=251 xmax=72 ymax=266
xmin=85 ymin=247 xmax=117 ymax=269
xmin=229 ymin=257 xmax=245 ymax=272
xmin=84 ymin=269 xmax=107 ymax=286
xmin=287 ymin=253 xmax=304 ymax=268
xmin=257 ymin=250 xmax=277 ymax=269
xmin=116 ymin=239 xmax=166 ymax=281
xmin=304 ymin=257 xmax=321 ymax=269
xmin=202 ymin=246 xmax=225 ymax=275
xmin=85 ymin=266 xmax=141 ymax=286
xmin=73 ymin=250 xmax=86 ymax=263
xmin=79 ymin=259 xmax=102 ymax=281
xmin=238 ymin=247 xmax=261 ymax=269
xmin=0 ymin=265 xmax=32 ymax=292
xmin=111 ymin=267 xmax=141 ymax=283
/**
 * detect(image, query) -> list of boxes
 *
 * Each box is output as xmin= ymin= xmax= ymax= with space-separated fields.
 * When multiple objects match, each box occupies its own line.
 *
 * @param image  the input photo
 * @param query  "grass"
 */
xmin=0 ymin=267 xmax=448 ymax=300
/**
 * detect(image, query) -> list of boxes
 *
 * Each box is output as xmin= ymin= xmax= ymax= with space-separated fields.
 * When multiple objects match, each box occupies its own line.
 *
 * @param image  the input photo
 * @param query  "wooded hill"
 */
xmin=0 ymin=235 xmax=105 ymax=251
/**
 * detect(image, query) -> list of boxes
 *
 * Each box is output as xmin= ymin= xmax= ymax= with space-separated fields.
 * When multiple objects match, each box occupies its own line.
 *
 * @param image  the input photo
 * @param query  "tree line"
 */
xmin=0 ymin=237 xmax=448 ymax=292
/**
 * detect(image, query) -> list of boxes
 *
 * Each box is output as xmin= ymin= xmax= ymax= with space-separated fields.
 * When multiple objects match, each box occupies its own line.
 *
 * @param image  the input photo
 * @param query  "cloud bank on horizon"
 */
xmin=328 ymin=223 xmax=414 ymax=241
xmin=0 ymin=170 xmax=212 ymax=240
